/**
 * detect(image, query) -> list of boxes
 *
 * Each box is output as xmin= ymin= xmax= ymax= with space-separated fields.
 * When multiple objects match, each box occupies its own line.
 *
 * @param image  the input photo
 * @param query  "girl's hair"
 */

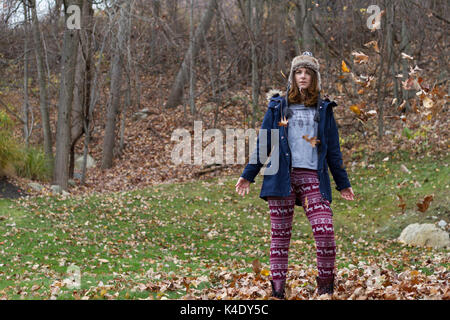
xmin=288 ymin=68 xmax=319 ymax=107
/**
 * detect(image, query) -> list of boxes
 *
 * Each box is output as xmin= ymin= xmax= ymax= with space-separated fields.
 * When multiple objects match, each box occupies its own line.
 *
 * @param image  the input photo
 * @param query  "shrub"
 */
xmin=0 ymin=110 xmax=52 ymax=182
xmin=14 ymin=145 xmax=53 ymax=182
xmin=0 ymin=111 xmax=22 ymax=178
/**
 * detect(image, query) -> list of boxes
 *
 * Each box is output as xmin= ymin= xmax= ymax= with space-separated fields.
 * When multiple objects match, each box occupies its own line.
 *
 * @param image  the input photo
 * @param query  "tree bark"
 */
xmin=22 ymin=2 xmax=31 ymax=147
xmin=53 ymin=0 xmax=82 ymax=190
xmin=250 ymin=0 xmax=262 ymax=128
xmin=189 ymin=0 xmax=196 ymax=116
xmin=81 ymin=9 xmax=112 ymax=185
xmin=401 ymin=1 xmax=412 ymax=113
xmin=298 ymin=0 xmax=314 ymax=52
xmin=386 ymin=1 xmax=399 ymax=102
xmin=101 ymin=0 xmax=129 ymax=169
xmin=70 ymin=0 xmax=94 ymax=178
xmin=30 ymin=0 xmax=53 ymax=167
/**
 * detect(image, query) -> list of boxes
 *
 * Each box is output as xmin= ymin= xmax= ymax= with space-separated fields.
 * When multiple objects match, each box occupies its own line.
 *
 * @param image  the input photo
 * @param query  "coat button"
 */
xmin=281 ymin=136 xmax=284 ymax=139
xmin=286 ymin=153 xmax=289 ymax=156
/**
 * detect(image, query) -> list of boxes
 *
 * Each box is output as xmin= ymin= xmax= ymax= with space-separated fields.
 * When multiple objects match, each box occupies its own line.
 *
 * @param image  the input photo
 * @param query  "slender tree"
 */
xmin=53 ymin=0 xmax=83 ymax=190
xmin=30 ymin=0 xmax=53 ymax=167
xmin=102 ymin=0 xmax=130 ymax=169
xmin=165 ymin=0 xmax=218 ymax=109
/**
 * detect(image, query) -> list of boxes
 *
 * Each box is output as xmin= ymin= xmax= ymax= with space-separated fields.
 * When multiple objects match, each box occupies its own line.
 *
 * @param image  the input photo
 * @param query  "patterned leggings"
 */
xmin=267 ymin=168 xmax=336 ymax=292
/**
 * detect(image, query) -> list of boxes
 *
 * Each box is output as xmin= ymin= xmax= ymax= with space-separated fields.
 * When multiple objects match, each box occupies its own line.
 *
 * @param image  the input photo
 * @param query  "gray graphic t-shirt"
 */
xmin=287 ymin=104 xmax=319 ymax=170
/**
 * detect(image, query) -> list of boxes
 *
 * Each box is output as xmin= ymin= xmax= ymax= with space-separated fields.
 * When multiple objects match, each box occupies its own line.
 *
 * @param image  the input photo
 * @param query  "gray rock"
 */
xmin=398 ymin=223 xmax=450 ymax=249
xmin=74 ymin=154 xmax=96 ymax=171
xmin=132 ymin=108 xmax=152 ymax=121
xmin=28 ymin=182 xmax=43 ymax=191
xmin=50 ymin=185 xmax=62 ymax=194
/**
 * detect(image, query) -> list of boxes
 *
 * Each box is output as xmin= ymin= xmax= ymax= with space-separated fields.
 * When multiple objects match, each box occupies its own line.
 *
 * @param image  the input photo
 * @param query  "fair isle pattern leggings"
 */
xmin=267 ymin=168 xmax=336 ymax=292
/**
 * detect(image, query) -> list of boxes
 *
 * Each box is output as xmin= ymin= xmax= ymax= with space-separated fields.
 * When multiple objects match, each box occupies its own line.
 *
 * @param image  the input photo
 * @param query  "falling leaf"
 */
xmin=350 ymin=104 xmax=362 ymax=115
xmin=409 ymin=65 xmax=422 ymax=76
xmin=422 ymin=96 xmax=434 ymax=109
xmin=397 ymin=194 xmax=406 ymax=214
xmin=278 ymin=116 xmax=288 ymax=127
xmin=304 ymin=196 xmax=308 ymax=210
xmin=402 ymin=78 xmax=421 ymax=91
xmin=302 ymin=135 xmax=320 ymax=147
xmin=352 ymin=51 xmax=369 ymax=64
xmin=350 ymin=73 xmax=374 ymax=88
xmin=401 ymin=52 xmax=414 ymax=60
xmin=261 ymin=269 xmax=270 ymax=277
xmin=397 ymin=100 xmax=407 ymax=112
xmin=342 ymin=61 xmax=350 ymax=73
xmin=416 ymin=195 xmax=434 ymax=213
xmin=364 ymin=40 xmax=380 ymax=53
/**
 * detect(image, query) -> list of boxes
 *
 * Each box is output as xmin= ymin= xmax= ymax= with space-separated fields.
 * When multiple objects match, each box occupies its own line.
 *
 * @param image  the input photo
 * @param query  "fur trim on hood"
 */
xmin=266 ymin=89 xmax=284 ymax=102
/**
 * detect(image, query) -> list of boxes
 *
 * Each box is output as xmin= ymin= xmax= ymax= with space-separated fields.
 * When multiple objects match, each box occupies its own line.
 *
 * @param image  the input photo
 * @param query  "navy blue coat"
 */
xmin=240 ymin=92 xmax=351 ymax=207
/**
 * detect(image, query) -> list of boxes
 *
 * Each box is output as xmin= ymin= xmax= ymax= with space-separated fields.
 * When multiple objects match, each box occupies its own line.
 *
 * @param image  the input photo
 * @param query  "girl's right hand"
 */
xmin=235 ymin=177 xmax=251 ymax=197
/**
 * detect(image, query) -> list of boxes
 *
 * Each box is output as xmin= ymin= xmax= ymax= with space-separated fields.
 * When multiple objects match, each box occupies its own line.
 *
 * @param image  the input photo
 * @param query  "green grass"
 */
xmin=0 ymin=150 xmax=448 ymax=299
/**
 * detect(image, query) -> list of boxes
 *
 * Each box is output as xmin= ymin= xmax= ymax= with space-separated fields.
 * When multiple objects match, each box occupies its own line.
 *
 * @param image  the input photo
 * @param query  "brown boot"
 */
xmin=270 ymin=280 xmax=285 ymax=299
xmin=316 ymin=275 xmax=334 ymax=295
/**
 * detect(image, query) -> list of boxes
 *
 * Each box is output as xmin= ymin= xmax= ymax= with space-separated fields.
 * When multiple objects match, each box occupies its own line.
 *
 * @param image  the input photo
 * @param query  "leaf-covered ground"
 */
xmin=0 ymin=151 xmax=448 ymax=300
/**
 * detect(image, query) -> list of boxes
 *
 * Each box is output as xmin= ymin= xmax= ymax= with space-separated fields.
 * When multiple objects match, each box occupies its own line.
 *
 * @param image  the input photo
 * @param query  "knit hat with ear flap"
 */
xmin=281 ymin=51 xmax=322 ymax=122
xmin=288 ymin=51 xmax=322 ymax=91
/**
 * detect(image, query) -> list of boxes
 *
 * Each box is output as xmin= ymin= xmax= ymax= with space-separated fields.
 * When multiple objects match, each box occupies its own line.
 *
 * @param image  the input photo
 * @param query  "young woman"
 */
xmin=235 ymin=52 xmax=355 ymax=299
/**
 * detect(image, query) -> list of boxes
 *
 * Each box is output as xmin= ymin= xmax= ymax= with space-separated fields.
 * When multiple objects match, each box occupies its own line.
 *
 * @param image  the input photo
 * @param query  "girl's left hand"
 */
xmin=340 ymin=187 xmax=355 ymax=200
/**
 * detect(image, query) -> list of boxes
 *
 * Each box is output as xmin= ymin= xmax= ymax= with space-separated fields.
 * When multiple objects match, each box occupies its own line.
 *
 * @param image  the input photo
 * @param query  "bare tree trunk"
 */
xmin=294 ymin=0 xmax=302 ymax=55
xmin=377 ymin=4 xmax=387 ymax=140
xmin=53 ymin=0 xmax=82 ymax=190
xmin=81 ymin=11 xmax=112 ymax=185
xmin=70 ymin=36 xmax=85 ymax=179
xmin=101 ymin=0 xmax=129 ymax=169
xmin=400 ymin=1 xmax=412 ymax=113
xmin=189 ymin=0 xmax=196 ymax=117
xmin=70 ymin=0 xmax=94 ymax=179
xmin=119 ymin=0 xmax=135 ymax=155
xmin=250 ymin=0 xmax=262 ymax=128
xmin=298 ymin=0 xmax=314 ymax=52
xmin=30 ymin=0 xmax=53 ymax=167
xmin=165 ymin=0 xmax=217 ymax=109
xmin=386 ymin=0 xmax=399 ymax=102
xmin=167 ymin=0 xmax=180 ymax=35
xmin=276 ymin=1 xmax=286 ymax=73
xmin=22 ymin=2 xmax=32 ymax=147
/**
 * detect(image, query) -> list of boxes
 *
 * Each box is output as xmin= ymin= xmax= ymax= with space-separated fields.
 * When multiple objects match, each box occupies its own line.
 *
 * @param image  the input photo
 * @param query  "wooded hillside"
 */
xmin=0 ymin=0 xmax=448 ymax=196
